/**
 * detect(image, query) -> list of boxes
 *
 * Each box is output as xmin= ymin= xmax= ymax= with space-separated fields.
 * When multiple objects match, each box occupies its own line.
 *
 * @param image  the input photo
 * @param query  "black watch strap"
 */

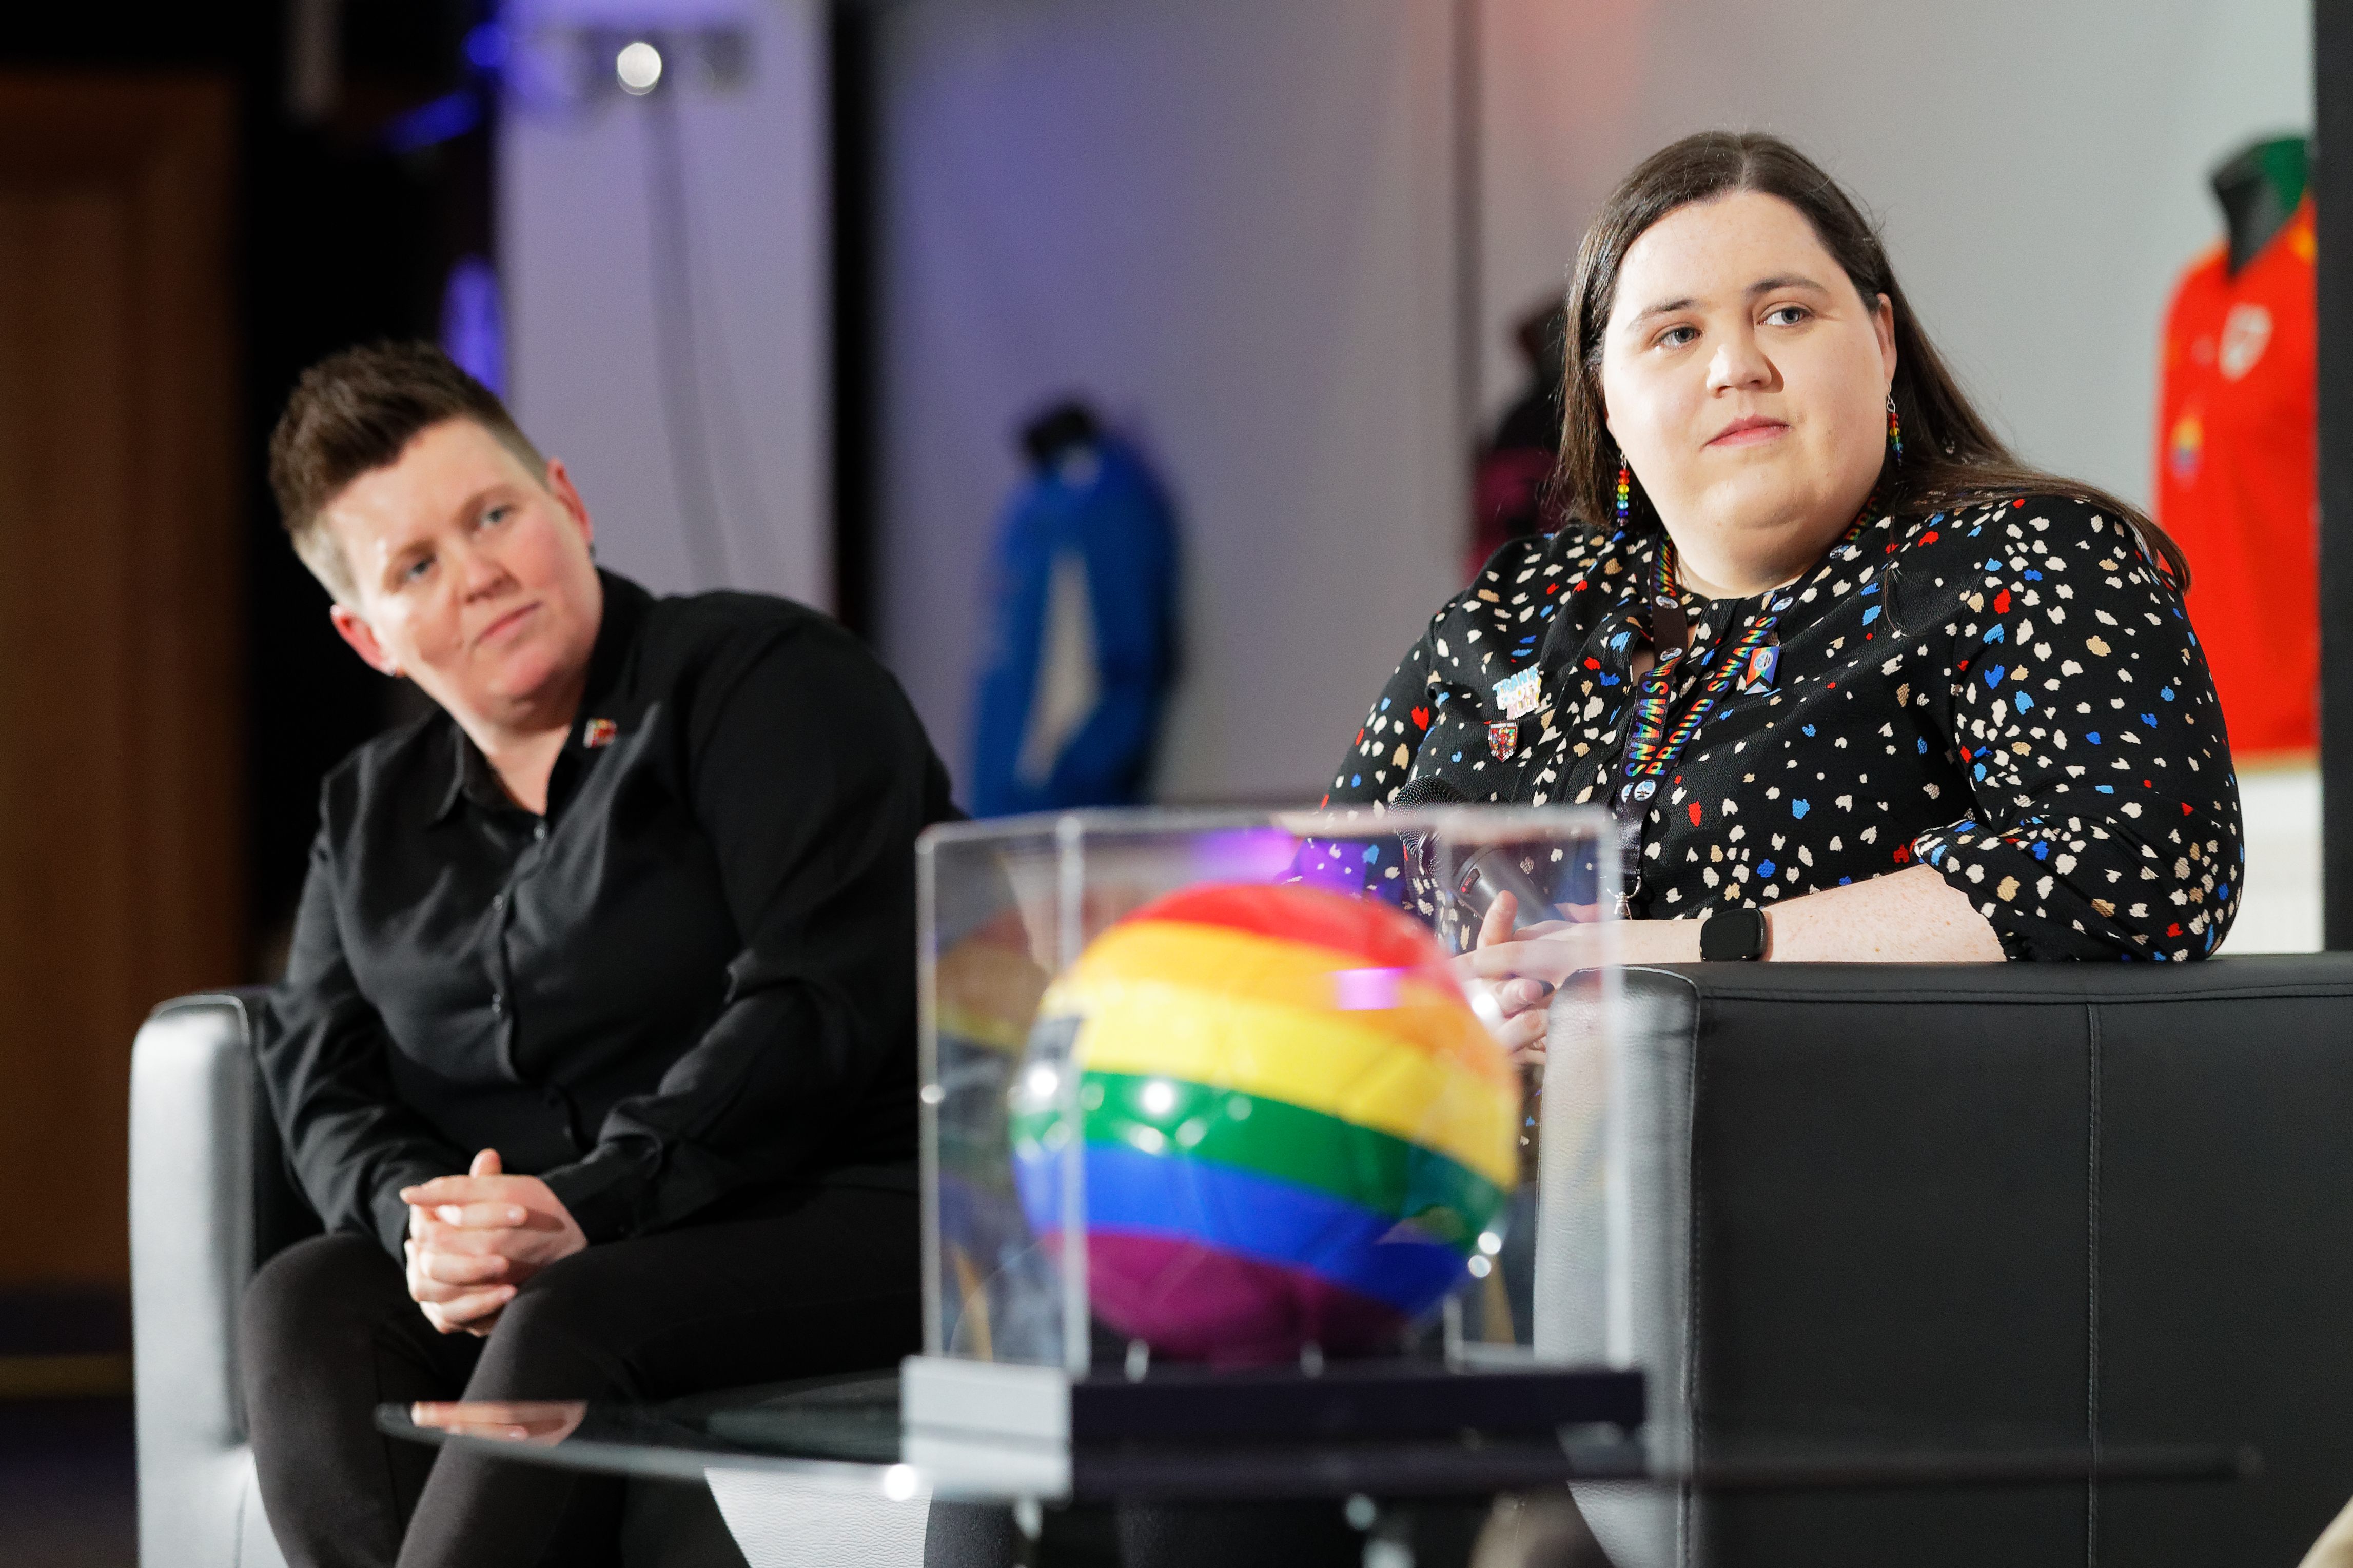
xmin=1700 ymin=905 xmax=1769 ymax=962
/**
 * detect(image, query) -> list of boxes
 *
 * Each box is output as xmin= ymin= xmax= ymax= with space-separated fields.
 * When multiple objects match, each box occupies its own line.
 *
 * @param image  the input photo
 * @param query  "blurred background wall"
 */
xmin=870 ymin=0 xmax=1462 ymax=807
xmin=861 ymin=0 xmax=2314 ymax=835
xmin=503 ymin=0 xmax=832 ymax=605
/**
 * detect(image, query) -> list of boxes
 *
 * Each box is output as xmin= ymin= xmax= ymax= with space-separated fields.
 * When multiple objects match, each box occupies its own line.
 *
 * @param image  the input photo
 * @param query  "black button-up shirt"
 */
xmin=260 ymin=572 xmax=956 ymax=1259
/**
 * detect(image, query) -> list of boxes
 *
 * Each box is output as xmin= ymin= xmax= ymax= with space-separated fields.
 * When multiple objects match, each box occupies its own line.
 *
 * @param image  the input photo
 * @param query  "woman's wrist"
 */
xmin=1618 ymin=917 xmax=1706 ymax=964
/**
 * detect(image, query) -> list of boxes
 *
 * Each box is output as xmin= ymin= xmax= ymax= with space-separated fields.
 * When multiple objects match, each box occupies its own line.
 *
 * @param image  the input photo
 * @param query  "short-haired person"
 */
xmin=1328 ymin=133 xmax=2243 ymax=1050
xmin=242 ymin=343 xmax=955 ymax=1567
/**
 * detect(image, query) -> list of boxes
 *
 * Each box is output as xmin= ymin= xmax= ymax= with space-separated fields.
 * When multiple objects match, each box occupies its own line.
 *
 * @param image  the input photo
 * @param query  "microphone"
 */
xmin=1389 ymin=776 xmax=1558 ymax=927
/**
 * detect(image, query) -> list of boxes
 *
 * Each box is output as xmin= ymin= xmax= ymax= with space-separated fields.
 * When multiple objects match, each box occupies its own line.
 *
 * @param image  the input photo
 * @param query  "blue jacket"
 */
xmin=969 ymin=439 xmax=1178 ymax=817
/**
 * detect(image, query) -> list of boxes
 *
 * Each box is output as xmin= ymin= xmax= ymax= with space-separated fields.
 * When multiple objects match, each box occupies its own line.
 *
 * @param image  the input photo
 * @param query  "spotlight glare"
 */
xmin=616 ymin=40 xmax=663 ymax=95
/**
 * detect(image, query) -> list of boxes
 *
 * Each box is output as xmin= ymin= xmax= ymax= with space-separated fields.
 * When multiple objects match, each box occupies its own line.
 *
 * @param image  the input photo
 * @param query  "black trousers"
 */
xmin=240 ymin=1182 xmax=920 ymax=1568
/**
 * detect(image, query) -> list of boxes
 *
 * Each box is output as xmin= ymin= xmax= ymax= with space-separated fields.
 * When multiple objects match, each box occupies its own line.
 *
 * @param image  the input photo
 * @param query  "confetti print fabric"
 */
xmin=1327 ymin=495 xmax=2244 ymax=962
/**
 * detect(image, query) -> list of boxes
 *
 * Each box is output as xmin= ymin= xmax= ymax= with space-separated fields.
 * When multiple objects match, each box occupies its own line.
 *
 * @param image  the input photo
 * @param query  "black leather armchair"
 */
xmin=1565 ymin=956 xmax=2353 ymax=1568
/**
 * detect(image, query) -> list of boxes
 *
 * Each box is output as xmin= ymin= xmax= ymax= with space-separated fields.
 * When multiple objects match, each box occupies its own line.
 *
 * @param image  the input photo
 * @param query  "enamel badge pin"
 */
xmin=1737 ymin=645 xmax=1779 ymax=696
xmin=1492 ymin=667 xmax=1542 ymax=719
xmin=583 ymin=718 xmax=619 ymax=749
xmin=1487 ymin=721 xmax=1519 ymax=761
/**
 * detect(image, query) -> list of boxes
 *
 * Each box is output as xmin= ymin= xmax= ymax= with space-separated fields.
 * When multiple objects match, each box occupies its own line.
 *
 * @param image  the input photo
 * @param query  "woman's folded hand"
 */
xmin=1452 ymin=895 xmax=1709 ymax=1063
xmin=400 ymin=1149 xmax=589 ymax=1335
xmin=1453 ymin=892 xmax=1580 ymax=1064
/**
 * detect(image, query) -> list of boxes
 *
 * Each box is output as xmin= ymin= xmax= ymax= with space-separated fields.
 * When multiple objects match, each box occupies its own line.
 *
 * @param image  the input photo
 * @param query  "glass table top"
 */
xmin=376 ymin=1370 xmax=2254 ymax=1505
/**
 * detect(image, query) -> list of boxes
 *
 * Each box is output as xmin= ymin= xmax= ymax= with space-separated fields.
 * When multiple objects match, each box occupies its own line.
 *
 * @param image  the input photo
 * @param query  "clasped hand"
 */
xmin=401 ymin=1149 xmax=587 ymax=1336
xmin=1452 ymin=892 xmax=1607 ymax=1064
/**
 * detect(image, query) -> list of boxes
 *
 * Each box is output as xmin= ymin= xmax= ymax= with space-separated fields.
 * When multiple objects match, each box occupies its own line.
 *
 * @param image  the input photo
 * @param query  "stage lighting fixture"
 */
xmin=616 ymin=39 xmax=664 ymax=96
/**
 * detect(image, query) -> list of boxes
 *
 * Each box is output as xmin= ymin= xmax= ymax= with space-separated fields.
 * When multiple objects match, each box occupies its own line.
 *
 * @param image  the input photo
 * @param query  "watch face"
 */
xmin=1702 ymin=907 xmax=1766 ymax=961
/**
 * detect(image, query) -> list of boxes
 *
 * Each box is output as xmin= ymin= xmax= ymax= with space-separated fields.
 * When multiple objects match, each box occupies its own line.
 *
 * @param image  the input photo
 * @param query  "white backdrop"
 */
xmin=502 ymin=0 xmax=831 ymax=606
xmin=873 ymin=0 xmax=1462 ymax=806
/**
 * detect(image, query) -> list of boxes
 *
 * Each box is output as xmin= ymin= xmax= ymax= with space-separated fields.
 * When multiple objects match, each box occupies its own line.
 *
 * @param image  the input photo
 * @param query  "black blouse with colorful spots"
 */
xmin=1325 ymin=494 xmax=2243 ymax=962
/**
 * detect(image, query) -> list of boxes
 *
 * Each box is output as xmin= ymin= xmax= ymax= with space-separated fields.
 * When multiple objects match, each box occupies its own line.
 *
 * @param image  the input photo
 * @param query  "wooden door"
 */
xmin=0 ymin=76 xmax=241 ymax=1288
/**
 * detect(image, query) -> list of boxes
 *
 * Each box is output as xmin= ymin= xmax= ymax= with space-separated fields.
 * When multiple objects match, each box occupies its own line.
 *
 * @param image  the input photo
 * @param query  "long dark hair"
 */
xmin=1552 ymin=132 xmax=2190 ymax=588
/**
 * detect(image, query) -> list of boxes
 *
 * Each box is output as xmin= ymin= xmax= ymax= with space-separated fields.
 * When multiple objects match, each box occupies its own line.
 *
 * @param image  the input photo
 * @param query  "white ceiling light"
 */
xmin=615 ymin=39 xmax=663 ymax=95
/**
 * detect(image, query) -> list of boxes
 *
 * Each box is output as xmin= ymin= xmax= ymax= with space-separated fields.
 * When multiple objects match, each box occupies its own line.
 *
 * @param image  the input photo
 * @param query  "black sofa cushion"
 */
xmin=1617 ymin=956 xmax=2353 ymax=1567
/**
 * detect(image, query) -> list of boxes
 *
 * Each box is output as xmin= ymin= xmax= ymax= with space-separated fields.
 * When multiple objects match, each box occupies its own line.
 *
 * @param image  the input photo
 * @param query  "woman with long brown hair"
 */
xmin=1326 ymin=132 xmax=2240 ymax=1042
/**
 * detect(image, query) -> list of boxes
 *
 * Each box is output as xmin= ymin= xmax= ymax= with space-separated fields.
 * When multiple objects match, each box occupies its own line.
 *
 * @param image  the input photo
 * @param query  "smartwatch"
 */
xmin=1700 ymin=905 xmax=1769 ymax=962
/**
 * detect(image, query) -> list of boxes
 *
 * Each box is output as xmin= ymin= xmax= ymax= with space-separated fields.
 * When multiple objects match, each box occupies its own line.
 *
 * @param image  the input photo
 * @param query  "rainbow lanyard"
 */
xmin=1615 ymin=496 xmax=1878 ymax=812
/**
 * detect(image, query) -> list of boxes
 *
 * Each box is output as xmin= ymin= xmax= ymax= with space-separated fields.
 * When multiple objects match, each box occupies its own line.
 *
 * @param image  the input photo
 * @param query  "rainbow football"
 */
xmin=1010 ymin=883 xmax=1516 ymax=1364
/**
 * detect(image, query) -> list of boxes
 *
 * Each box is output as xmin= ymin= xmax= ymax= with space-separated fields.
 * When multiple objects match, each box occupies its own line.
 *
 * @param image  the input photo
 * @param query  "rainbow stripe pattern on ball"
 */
xmin=1012 ymin=883 xmax=1516 ymax=1363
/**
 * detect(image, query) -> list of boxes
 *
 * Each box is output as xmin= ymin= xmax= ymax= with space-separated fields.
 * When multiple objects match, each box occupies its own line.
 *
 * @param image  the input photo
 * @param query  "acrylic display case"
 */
xmin=368 ymin=805 xmax=2251 ymax=1538
xmin=901 ymin=806 xmax=1639 ymax=1493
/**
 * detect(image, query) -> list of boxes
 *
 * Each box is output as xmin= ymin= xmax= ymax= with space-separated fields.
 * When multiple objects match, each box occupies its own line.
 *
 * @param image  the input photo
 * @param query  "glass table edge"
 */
xmin=376 ymin=1406 xmax=920 ymax=1494
xmin=374 ymin=1404 xmax=2249 ymax=1504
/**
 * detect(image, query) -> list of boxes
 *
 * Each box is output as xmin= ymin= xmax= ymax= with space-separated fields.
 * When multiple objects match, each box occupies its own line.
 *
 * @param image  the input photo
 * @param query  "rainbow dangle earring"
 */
xmin=1887 ymin=394 xmax=1904 ymax=464
xmin=1615 ymin=461 xmax=1632 ymax=526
